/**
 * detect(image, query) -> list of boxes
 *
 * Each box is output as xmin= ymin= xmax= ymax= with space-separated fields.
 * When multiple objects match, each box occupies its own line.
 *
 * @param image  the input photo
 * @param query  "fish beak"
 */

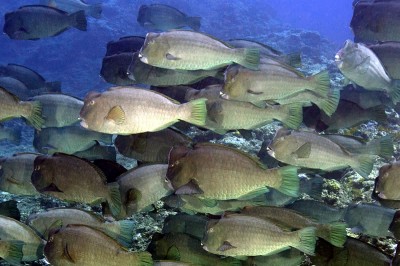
xmin=266 ymin=146 xmax=275 ymax=157
xmin=80 ymin=120 xmax=88 ymax=129
xmin=138 ymin=53 xmax=148 ymax=64
xmin=220 ymin=92 xmax=229 ymax=100
xmin=334 ymin=54 xmax=341 ymax=62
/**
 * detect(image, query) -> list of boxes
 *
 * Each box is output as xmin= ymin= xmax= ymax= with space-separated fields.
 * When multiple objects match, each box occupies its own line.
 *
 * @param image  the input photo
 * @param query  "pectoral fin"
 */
xmin=293 ymin=143 xmax=311 ymax=158
xmin=166 ymin=245 xmax=180 ymax=261
xmin=218 ymin=241 xmax=236 ymax=252
xmin=64 ymin=243 xmax=76 ymax=263
xmin=166 ymin=53 xmax=181 ymax=60
xmin=106 ymin=106 xmax=125 ymax=125
xmin=247 ymin=89 xmax=263 ymax=95
xmin=40 ymin=183 xmax=63 ymax=193
xmin=175 ymin=179 xmax=203 ymax=195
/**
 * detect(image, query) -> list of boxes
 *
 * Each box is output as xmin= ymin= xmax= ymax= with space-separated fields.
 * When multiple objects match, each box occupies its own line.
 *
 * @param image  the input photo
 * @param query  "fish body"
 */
xmin=287 ymin=200 xmax=346 ymax=224
xmin=167 ymin=143 xmax=299 ymax=200
xmin=44 ymin=225 xmax=152 ymax=266
xmin=3 ymin=5 xmax=87 ymax=40
xmin=105 ymin=36 xmax=145 ymax=56
xmin=139 ymin=30 xmax=260 ymax=70
xmin=32 ymin=94 xmax=83 ymax=128
xmin=0 ymin=153 xmax=40 ymax=196
xmin=162 ymin=213 xmax=208 ymax=240
xmin=0 ymin=215 xmax=45 ymax=262
xmin=31 ymin=153 xmax=122 ymax=217
xmin=115 ymin=128 xmax=192 ymax=163
xmin=244 ymin=249 xmax=304 ymax=266
xmin=33 ymin=125 xmax=112 ymax=155
xmin=267 ymin=129 xmax=375 ymax=178
xmin=137 ymin=4 xmax=201 ymax=31
xmin=369 ymin=41 xmax=400 ymax=79
xmin=202 ymin=214 xmax=316 ymax=256
xmin=73 ymin=143 xmax=117 ymax=161
xmin=79 ymin=87 xmax=207 ymax=135
xmin=43 ymin=0 xmax=102 ymax=18
xmin=221 ymin=64 xmax=329 ymax=104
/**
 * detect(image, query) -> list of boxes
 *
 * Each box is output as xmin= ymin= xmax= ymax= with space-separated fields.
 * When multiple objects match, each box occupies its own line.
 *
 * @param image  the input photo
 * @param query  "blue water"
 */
xmin=0 ymin=0 xmax=352 ymax=98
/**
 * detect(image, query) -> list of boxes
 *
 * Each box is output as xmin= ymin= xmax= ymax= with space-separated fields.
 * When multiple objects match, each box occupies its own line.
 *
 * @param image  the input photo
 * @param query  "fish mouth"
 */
xmin=80 ymin=120 xmax=88 ymax=129
xmin=220 ymin=92 xmax=229 ymax=100
xmin=334 ymin=54 xmax=341 ymax=62
xmin=138 ymin=53 xmax=148 ymax=64
xmin=266 ymin=146 xmax=275 ymax=157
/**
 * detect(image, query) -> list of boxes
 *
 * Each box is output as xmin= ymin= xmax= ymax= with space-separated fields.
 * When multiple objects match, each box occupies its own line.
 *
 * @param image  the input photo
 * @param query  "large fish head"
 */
xmin=202 ymin=219 xmax=222 ymax=253
xmin=147 ymin=233 xmax=170 ymax=258
xmin=3 ymin=13 xmax=29 ymax=40
xmin=139 ymin=32 xmax=165 ymax=65
xmin=374 ymin=163 xmax=393 ymax=199
xmin=221 ymin=65 xmax=247 ymax=100
xmin=44 ymin=227 xmax=66 ymax=263
xmin=267 ymin=128 xmax=296 ymax=160
xmin=335 ymin=40 xmax=360 ymax=70
xmin=126 ymin=52 xmax=140 ymax=82
xmin=31 ymin=155 xmax=55 ymax=192
xmin=166 ymin=145 xmax=193 ymax=187
xmin=100 ymin=54 xmax=132 ymax=84
xmin=80 ymin=91 xmax=111 ymax=133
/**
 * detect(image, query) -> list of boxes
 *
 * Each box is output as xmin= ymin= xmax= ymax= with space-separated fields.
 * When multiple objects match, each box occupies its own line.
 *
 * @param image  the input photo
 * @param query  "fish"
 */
xmin=3 ymin=5 xmax=87 ymax=40
xmin=128 ymin=52 xmax=223 ymax=87
xmin=322 ymin=134 xmax=393 ymax=160
xmin=287 ymin=200 xmax=346 ymax=224
xmin=344 ymin=203 xmax=395 ymax=237
xmin=267 ymin=128 xmax=375 ymax=178
xmin=43 ymin=0 xmax=102 ymax=19
xmin=105 ymin=36 xmax=145 ymax=57
xmin=340 ymin=85 xmax=390 ymax=109
xmin=241 ymin=206 xmax=347 ymax=247
xmin=33 ymin=125 xmax=113 ymax=155
xmin=0 ymin=215 xmax=45 ymax=262
xmin=151 ymin=85 xmax=196 ymax=104
xmin=31 ymin=153 xmax=122 ymax=217
xmin=228 ymin=39 xmax=302 ymax=67
xmin=114 ymin=128 xmax=192 ymax=164
xmin=27 ymin=208 xmax=135 ymax=246
xmin=0 ymin=77 xmax=31 ymax=100
xmin=139 ymin=30 xmax=260 ymax=70
xmin=162 ymin=213 xmax=209 ymax=241
xmin=167 ymin=143 xmax=299 ymax=200
xmin=154 ymin=261 xmax=193 ymax=266
xmin=0 ymin=64 xmax=61 ymax=93
xmin=32 ymin=93 xmax=83 ymax=128
xmin=117 ymin=164 xmax=173 ymax=216
xmin=0 ymin=86 xmax=44 ymax=130
xmin=335 ymin=40 xmax=400 ymax=102
xmin=137 ymin=4 xmax=201 ymax=31
xmin=44 ymin=225 xmax=153 ymax=266
xmin=79 ymin=86 xmax=207 ymax=135
xmin=100 ymin=53 xmax=137 ymax=85
xmin=0 ymin=153 xmax=41 ymax=196
xmin=91 ymin=160 xmax=127 ymax=183
xmin=369 ymin=41 xmax=400 ymax=79
xmin=220 ymin=63 xmax=330 ymax=106
xmin=202 ymin=214 xmax=316 ymax=256
xmin=0 ymin=240 xmax=24 ymax=266
xmin=185 ymin=84 xmax=303 ymax=132
xmin=351 ymin=0 xmax=400 ymax=42
xmin=311 ymin=238 xmax=392 ymax=266
xmin=0 ymin=125 xmax=21 ymax=145
xmin=164 ymin=194 xmax=267 ymax=215
xmin=317 ymin=100 xmax=387 ymax=131
xmin=243 ymin=249 xmax=304 ymax=266
xmin=373 ymin=162 xmax=400 ymax=203
xmin=0 ymin=200 xmax=20 ymax=221
xmin=148 ymin=232 xmax=242 ymax=266
xmin=73 ymin=143 xmax=117 ymax=161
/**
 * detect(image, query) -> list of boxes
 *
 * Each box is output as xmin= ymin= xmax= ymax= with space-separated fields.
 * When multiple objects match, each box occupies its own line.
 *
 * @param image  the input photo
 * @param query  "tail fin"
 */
xmin=368 ymin=135 xmax=394 ymax=160
xmin=70 ymin=10 xmax=87 ymax=31
xmin=316 ymin=222 xmax=347 ymax=248
xmin=276 ymin=166 xmax=299 ymax=197
xmin=239 ymin=48 xmax=260 ymax=70
xmin=309 ymin=70 xmax=330 ymax=97
xmin=1 ymin=240 xmax=24 ymax=266
xmin=0 ymin=200 xmax=20 ymax=221
xmin=187 ymin=16 xmax=201 ymax=31
xmin=135 ymin=251 xmax=153 ymax=266
xmin=180 ymin=98 xmax=207 ymax=127
xmin=283 ymin=52 xmax=302 ymax=68
xmin=371 ymin=106 xmax=387 ymax=125
xmin=316 ymin=89 xmax=340 ymax=116
xmin=280 ymin=103 xmax=303 ymax=129
xmin=293 ymin=227 xmax=317 ymax=255
xmin=106 ymin=182 xmax=122 ymax=218
xmin=352 ymin=155 xmax=374 ymax=178
xmin=25 ymin=101 xmax=44 ymax=130
xmin=104 ymin=220 xmax=135 ymax=247
xmin=89 ymin=3 xmax=103 ymax=19
xmin=390 ymin=80 xmax=400 ymax=104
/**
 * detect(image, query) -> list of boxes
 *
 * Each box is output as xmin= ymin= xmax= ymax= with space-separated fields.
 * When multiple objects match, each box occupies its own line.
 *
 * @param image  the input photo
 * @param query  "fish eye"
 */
xmin=89 ymin=100 xmax=95 ymax=106
xmin=48 ymin=236 xmax=54 ymax=242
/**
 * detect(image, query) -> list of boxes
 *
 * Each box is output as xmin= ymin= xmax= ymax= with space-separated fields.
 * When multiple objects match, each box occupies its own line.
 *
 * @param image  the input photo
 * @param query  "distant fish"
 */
xmin=43 ymin=0 xmax=102 ymax=19
xmin=139 ymin=30 xmax=260 ymax=70
xmin=3 ymin=5 xmax=87 ymax=40
xmin=137 ymin=4 xmax=201 ymax=31
xmin=0 ymin=125 xmax=21 ymax=145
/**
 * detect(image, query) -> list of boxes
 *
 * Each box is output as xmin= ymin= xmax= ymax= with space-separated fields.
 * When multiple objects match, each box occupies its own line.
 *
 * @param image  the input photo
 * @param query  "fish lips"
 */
xmin=80 ymin=119 xmax=89 ymax=129
xmin=138 ymin=53 xmax=148 ymax=64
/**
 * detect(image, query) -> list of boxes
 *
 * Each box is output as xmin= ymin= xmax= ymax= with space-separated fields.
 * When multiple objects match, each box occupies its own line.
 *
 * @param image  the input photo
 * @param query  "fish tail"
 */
xmin=186 ymin=16 xmax=201 ymax=31
xmin=89 ymin=3 xmax=103 ymax=19
xmin=106 ymin=182 xmax=122 ymax=218
xmin=284 ymin=52 xmax=302 ymax=68
xmin=135 ymin=251 xmax=153 ymax=266
xmin=371 ymin=106 xmax=387 ymax=125
xmin=316 ymin=222 xmax=347 ymax=248
xmin=368 ymin=135 xmax=394 ymax=160
xmin=23 ymin=101 xmax=44 ymax=130
xmin=293 ymin=227 xmax=316 ymax=256
xmin=276 ymin=166 xmax=299 ymax=197
xmin=280 ymin=103 xmax=303 ymax=129
xmin=1 ymin=240 xmax=24 ymax=266
xmin=390 ymin=80 xmax=400 ymax=104
xmin=99 ymin=132 xmax=113 ymax=145
xmin=69 ymin=10 xmax=87 ymax=31
xmin=0 ymin=200 xmax=20 ymax=221
xmin=238 ymin=48 xmax=260 ymax=70
xmin=179 ymin=98 xmax=207 ymax=126
xmin=316 ymin=89 xmax=340 ymax=116
xmin=310 ymin=70 xmax=330 ymax=97
xmin=352 ymin=155 xmax=374 ymax=178
xmin=105 ymin=220 xmax=135 ymax=247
